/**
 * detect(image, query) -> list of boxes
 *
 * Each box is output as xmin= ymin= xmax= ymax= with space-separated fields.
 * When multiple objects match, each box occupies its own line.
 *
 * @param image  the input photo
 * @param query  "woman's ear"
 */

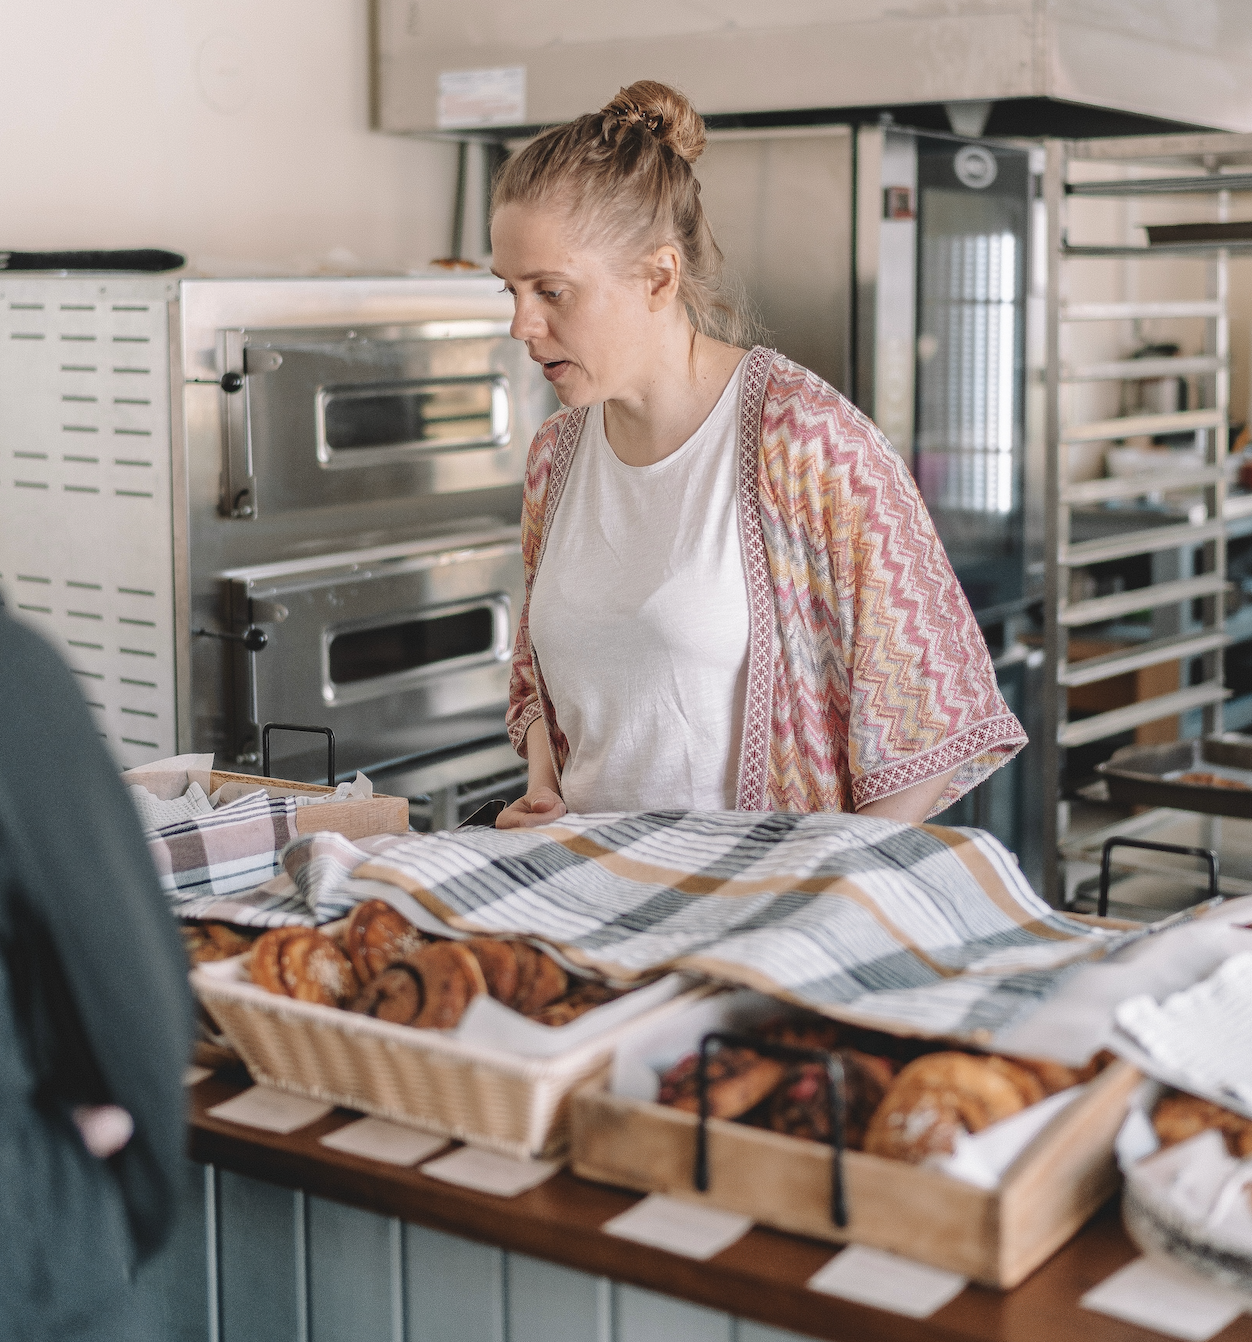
xmin=646 ymin=245 xmax=682 ymax=311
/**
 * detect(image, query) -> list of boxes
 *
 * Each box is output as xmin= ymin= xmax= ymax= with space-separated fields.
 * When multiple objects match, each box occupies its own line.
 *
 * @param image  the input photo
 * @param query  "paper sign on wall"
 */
xmin=438 ymin=67 xmax=526 ymax=130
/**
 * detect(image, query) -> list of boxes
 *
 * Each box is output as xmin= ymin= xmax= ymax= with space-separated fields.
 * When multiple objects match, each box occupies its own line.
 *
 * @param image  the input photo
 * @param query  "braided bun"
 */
xmin=598 ymin=81 xmax=707 ymax=165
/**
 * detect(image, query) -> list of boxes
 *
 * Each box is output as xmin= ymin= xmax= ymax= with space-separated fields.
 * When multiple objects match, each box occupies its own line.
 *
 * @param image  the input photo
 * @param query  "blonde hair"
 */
xmin=492 ymin=80 xmax=753 ymax=349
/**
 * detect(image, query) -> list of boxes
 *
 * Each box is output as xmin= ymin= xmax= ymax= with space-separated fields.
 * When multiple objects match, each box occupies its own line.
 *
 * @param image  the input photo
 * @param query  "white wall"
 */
xmin=0 ymin=0 xmax=457 ymax=273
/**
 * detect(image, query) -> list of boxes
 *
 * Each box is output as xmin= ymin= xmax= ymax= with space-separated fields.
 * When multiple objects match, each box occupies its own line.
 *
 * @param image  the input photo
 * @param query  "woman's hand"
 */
xmin=496 ymin=786 xmax=567 ymax=829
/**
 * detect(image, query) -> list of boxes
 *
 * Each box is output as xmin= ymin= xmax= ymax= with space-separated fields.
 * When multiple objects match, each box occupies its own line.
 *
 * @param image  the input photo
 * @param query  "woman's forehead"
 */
xmin=491 ymin=203 xmax=605 ymax=279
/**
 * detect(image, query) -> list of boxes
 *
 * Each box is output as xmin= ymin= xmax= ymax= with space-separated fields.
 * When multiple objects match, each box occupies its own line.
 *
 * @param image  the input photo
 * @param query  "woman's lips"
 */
xmin=540 ymin=359 xmax=570 ymax=382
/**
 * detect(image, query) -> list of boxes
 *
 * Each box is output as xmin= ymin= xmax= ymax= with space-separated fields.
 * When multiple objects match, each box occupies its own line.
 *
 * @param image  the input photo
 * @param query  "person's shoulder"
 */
xmin=758 ymin=352 xmax=886 ymax=459
xmin=0 ymin=607 xmax=69 ymax=682
xmin=531 ymin=403 xmax=584 ymax=455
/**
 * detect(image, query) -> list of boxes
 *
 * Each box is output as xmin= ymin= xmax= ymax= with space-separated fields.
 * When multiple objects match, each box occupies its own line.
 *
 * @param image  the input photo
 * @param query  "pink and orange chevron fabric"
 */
xmin=507 ymin=348 xmax=1026 ymax=817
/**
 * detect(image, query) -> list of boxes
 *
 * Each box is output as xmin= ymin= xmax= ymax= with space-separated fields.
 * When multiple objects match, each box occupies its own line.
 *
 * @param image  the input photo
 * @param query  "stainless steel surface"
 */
xmin=218 ymin=529 xmax=523 ymax=775
xmin=375 ymin=0 xmax=1252 ymax=135
xmin=2 ymin=272 xmax=553 ymax=780
xmin=215 ymin=319 xmax=528 ymax=522
xmin=0 ymin=275 xmax=182 ymax=770
xmin=1043 ymin=132 xmax=1235 ymax=904
xmin=697 ymin=127 xmax=853 ymax=396
xmin=181 ymin=275 xmax=552 ymax=779
xmin=1098 ymin=737 xmax=1252 ymax=819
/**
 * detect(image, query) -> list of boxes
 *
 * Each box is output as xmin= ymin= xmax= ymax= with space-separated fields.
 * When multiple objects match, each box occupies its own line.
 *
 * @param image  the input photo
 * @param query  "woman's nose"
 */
xmin=510 ymin=296 xmax=545 ymax=343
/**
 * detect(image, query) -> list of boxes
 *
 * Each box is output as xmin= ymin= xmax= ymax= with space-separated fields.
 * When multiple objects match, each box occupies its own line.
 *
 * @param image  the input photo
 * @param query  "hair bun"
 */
xmin=600 ymin=80 xmax=706 ymax=164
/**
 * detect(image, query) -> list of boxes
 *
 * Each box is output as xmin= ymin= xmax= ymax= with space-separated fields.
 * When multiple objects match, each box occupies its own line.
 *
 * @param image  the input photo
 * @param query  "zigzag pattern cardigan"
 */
xmin=506 ymin=347 xmax=1027 ymax=816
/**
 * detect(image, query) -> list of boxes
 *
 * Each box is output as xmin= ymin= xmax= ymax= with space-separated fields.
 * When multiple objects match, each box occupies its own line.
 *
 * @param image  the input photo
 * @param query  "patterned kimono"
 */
xmin=506 ymin=347 xmax=1026 ymax=817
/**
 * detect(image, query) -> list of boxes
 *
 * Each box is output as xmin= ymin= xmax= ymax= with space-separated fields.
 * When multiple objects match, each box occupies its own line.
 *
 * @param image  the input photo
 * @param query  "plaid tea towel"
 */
xmin=146 ymin=790 xmax=298 ymax=915
xmin=263 ymin=810 xmax=1135 ymax=1039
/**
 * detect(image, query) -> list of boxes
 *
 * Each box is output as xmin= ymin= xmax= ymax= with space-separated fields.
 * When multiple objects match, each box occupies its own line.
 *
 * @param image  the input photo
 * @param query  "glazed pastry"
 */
xmin=1005 ymin=1055 xmax=1091 ymax=1096
xmin=344 ymin=899 xmax=425 ymax=983
xmin=464 ymin=938 xmax=522 ymax=1005
xmin=249 ymin=927 xmax=310 ymax=995
xmin=530 ymin=980 xmax=623 ymax=1027
xmin=1152 ymin=1093 xmax=1252 ymax=1158
xmin=510 ymin=942 xmax=568 ymax=1016
xmin=985 ymin=1056 xmax=1047 ymax=1107
xmin=759 ymin=1016 xmax=844 ymax=1055
xmin=409 ymin=942 xmax=488 ymax=1029
xmin=766 ymin=1048 xmax=895 ymax=1149
xmin=250 ymin=927 xmax=358 ymax=1007
xmin=182 ymin=921 xmax=256 ymax=964
xmin=657 ymin=1048 xmax=788 ymax=1120
xmin=1176 ymin=771 xmax=1252 ymax=792
xmin=862 ymin=1052 xmax=1028 ymax=1162
xmin=350 ymin=963 xmax=425 ymax=1025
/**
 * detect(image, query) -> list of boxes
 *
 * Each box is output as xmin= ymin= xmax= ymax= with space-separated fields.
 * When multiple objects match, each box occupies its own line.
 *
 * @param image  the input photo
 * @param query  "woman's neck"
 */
xmin=601 ymin=327 xmax=746 ymax=468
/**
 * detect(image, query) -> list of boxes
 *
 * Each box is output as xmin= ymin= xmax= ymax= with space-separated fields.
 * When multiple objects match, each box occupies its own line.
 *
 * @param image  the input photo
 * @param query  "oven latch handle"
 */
xmin=216 ymin=333 xmax=282 ymax=521
xmin=193 ymin=625 xmax=268 ymax=653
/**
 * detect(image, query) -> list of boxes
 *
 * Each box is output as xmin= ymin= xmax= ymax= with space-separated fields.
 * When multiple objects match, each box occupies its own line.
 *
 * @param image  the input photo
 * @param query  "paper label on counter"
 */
xmin=437 ymin=67 xmax=525 ymax=130
xmin=807 ymin=1246 xmax=966 ymax=1318
xmin=1081 ymin=1255 xmax=1248 ymax=1340
xmin=320 ymin=1118 xmax=447 ymax=1167
xmin=602 ymin=1194 xmax=752 ymax=1261
xmin=206 ymin=1086 xmax=332 ymax=1134
xmin=421 ymin=1146 xmax=558 ymax=1198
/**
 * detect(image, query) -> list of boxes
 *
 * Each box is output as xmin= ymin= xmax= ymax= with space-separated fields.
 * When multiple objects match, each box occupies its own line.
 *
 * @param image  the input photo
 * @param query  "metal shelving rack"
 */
xmin=1042 ymin=132 xmax=1252 ymax=907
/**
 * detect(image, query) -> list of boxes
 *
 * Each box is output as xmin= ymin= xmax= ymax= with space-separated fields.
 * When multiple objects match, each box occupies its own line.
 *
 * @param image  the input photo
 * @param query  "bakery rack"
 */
xmin=1041 ymin=131 xmax=1252 ymax=910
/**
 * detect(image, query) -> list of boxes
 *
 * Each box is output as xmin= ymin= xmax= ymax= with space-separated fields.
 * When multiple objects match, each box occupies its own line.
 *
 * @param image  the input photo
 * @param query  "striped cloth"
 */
xmin=210 ymin=811 xmax=1132 ymax=1040
xmin=146 ymin=790 xmax=298 ymax=917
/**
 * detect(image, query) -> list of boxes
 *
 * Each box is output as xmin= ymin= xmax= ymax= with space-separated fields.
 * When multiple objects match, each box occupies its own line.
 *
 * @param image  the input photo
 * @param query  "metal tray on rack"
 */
xmin=1097 ymin=736 xmax=1252 ymax=818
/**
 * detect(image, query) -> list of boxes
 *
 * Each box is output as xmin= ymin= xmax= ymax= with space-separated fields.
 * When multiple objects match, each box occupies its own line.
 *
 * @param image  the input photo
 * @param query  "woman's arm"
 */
xmin=856 ymin=767 xmax=957 ymax=824
xmin=497 ymin=719 xmax=569 ymax=829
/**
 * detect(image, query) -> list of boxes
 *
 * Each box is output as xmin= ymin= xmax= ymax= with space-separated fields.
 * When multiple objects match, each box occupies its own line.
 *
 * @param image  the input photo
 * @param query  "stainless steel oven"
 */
xmin=0 ymin=271 xmax=551 ymax=800
xmin=220 ymin=527 xmax=524 ymax=776
xmin=183 ymin=277 xmax=551 ymax=783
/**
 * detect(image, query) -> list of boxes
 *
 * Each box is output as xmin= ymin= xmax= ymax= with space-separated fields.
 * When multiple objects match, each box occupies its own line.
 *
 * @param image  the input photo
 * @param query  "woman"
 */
xmin=492 ymin=81 xmax=1025 ymax=831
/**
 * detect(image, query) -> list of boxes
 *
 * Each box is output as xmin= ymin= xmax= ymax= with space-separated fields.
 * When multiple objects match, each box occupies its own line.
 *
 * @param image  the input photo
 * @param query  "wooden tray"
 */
xmin=207 ymin=768 xmax=409 ymax=840
xmin=570 ymin=1059 xmax=1141 ymax=1288
xmin=1096 ymin=737 xmax=1252 ymax=819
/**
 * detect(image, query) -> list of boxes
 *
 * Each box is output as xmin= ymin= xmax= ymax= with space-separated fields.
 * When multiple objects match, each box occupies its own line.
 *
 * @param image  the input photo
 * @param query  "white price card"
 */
xmin=1081 ymin=1255 xmax=1248 ymax=1341
xmin=808 ymin=1246 xmax=967 ymax=1319
xmin=421 ymin=1146 xmax=559 ymax=1198
xmin=206 ymin=1086 xmax=332 ymax=1135
xmin=437 ymin=67 xmax=526 ymax=130
xmin=320 ymin=1118 xmax=447 ymax=1168
xmin=602 ymin=1194 xmax=752 ymax=1261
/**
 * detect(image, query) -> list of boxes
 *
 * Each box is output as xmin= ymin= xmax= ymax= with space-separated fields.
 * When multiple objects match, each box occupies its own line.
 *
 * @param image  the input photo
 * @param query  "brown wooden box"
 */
xmin=570 ymin=1059 xmax=1141 ymax=1288
xmin=206 ymin=769 xmax=409 ymax=841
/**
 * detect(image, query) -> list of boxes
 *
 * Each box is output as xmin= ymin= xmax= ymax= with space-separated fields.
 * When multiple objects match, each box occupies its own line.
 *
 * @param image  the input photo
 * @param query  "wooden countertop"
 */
xmin=189 ymin=1069 xmax=1252 ymax=1342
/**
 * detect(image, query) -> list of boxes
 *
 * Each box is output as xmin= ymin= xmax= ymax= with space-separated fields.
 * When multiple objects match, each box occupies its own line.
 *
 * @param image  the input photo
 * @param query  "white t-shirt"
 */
xmin=528 ymin=358 xmax=750 ymax=813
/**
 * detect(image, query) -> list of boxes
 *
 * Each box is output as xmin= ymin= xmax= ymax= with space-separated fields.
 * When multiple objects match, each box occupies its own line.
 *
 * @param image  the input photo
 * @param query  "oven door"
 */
xmin=218 ymin=319 xmax=535 ymax=521
xmin=220 ymin=527 xmax=524 ymax=778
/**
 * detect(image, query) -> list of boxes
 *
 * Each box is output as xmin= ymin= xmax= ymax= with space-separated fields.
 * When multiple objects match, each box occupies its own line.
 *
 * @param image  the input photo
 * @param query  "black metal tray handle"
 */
xmin=694 ymin=1030 xmax=848 ymax=1229
xmin=1098 ymin=836 xmax=1219 ymax=917
xmin=261 ymin=722 xmax=336 ymax=788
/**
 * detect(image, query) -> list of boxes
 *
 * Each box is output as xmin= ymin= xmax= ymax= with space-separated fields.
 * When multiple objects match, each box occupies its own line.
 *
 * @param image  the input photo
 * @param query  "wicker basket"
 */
xmin=192 ymin=959 xmax=703 ymax=1159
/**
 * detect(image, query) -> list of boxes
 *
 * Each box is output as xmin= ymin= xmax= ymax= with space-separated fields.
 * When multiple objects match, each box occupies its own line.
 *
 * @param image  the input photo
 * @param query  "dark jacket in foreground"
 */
xmin=0 ymin=610 xmax=193 ymax=1338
